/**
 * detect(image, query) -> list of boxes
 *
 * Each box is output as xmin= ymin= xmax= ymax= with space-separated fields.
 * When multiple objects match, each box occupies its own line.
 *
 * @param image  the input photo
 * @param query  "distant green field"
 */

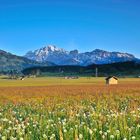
xmin=0 ymin=76 xmax=139 ymax=87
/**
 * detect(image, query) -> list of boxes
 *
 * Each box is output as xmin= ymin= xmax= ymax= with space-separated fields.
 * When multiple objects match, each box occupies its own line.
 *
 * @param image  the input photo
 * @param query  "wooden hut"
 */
xmin=105 ymin=76 xmax=118 ymax=85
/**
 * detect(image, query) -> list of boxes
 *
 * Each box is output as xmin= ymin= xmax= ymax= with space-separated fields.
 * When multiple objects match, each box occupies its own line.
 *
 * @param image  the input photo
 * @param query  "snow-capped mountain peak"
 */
xmin=35 ymin=45 xmax=65 ymax=54
xmin=42 ymin=45 xmax=64 ymax=52
xmin=24 ymin=45 xmax=137 ymax=66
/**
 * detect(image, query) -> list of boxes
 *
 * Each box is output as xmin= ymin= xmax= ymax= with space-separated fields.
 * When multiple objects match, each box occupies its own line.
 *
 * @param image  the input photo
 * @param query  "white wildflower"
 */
xmin=110 ymin=135 xmax=114 ymax=139
xmin=132 ymin=136 xmax=136 ymax=140
xmin=79 ymin=134 xmax=83 ymax=139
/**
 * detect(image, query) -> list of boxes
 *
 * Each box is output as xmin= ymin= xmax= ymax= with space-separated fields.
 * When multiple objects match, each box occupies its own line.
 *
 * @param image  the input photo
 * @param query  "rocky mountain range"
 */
xmin=25 ymin=45 xmax=137 ymax=66
xmin=0 ymin=45 xmax=139 ymax=73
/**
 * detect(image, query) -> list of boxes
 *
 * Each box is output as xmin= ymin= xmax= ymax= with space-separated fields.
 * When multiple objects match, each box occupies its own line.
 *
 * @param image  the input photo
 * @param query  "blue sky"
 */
xmin=0 ymin=0 xmax=140 ymax=58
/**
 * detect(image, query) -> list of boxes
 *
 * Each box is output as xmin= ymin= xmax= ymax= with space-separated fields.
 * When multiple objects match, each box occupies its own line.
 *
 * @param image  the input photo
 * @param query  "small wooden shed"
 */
xmin=105 ymin=76 xmax=118 ymax=85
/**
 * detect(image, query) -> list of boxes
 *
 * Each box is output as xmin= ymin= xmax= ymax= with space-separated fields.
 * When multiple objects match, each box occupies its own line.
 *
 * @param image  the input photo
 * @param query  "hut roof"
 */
xmin=105 ymin=76 xmax=118 ymax=80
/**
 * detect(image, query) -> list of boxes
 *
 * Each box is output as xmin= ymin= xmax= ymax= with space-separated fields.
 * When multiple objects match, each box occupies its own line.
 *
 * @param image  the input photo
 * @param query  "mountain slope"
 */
xmin=22 ymin=61 xmax=140 ymax=77
xmin=25 ymin=45 xmax=137 ymax=66
xmin=0 ymin=50 xmax=54 ymax=72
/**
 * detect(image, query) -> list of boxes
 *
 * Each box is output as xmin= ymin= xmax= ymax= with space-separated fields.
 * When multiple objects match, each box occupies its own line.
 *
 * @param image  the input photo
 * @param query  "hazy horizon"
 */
xmin=0 ymin=0 xmax=140 ymax=58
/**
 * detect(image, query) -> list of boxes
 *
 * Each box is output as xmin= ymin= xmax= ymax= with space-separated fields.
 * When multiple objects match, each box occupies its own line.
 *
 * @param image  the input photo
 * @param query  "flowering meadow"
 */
xmin=0 ymin=78 xmax=140 ymax=140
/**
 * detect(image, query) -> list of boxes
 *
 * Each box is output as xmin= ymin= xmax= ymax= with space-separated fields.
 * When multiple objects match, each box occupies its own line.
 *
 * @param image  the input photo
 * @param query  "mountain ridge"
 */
xmin=25 ymin=45 xmax=137 ymax=66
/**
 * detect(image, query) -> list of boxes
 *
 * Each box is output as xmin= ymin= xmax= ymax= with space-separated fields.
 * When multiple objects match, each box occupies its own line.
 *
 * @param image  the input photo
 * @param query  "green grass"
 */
xmin=0 ymin=76 xmax=140 ymax=87
xmin=0 ymin=77 xmax=103 ymax=87
xmin=0 ymin=96 xmax=140 ymax=140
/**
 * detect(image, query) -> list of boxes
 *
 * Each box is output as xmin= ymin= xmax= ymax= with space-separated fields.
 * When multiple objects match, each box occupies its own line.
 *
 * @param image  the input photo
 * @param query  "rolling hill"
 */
xmin=0 ymin=49 xmax=54 ymax=73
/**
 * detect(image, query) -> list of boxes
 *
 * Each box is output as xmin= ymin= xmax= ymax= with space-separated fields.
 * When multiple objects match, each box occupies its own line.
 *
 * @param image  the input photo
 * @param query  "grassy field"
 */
xmin=0 ymin=77 xmax=140 ymax=140
xmin=0 ymin=76 xmax=140 ymax=87
xmin=0 ymin=77 xmax=104 ymax=87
